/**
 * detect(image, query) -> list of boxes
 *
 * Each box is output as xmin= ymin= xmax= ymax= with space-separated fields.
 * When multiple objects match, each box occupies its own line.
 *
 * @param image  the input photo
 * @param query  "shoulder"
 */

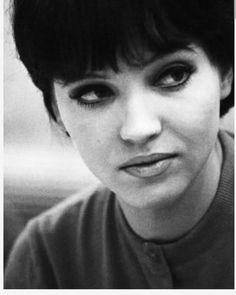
xmin=6 ymin=182 xmax=114 ymax=254
xmin=4 ymin=183 xmax=115 ymax=288
xmin=29 ymin=183 xmax=114 ymax=237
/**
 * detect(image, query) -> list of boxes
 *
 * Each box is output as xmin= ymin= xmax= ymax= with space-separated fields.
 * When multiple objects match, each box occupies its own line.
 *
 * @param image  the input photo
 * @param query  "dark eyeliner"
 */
xmin=69 ymin=84 xmax=97 ymax=100
xmin=152 ymin=62 xmax=196 ymax=90
xmin=69 ymin=83 xmax=114 ymax=108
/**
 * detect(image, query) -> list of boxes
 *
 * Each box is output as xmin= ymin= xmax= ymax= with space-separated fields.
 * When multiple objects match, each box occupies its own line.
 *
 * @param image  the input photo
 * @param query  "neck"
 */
xmin=118 ymin=140 xmax=223 ymax=243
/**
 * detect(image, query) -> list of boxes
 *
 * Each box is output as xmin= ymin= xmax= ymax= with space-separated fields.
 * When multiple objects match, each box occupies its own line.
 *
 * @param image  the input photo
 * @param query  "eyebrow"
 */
xmin=79 ymin=72 xmax=108 ymax=80
xmin=56 ymin=72 xmax=108 ymax=87
xmin=59 ymin=45 xmax=196 ymax=86
xmin=141 ymin=46 xmax=196 ymax=67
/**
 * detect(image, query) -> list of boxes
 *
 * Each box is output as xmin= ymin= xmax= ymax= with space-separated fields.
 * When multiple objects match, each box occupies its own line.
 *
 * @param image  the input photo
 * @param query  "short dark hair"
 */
xmin=12 ymin=0 xmax=234 ymax=121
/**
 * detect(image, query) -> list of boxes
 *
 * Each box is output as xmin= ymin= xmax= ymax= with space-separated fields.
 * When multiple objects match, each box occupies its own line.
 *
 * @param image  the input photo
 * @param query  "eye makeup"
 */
xmin=151 ymin=62 xmax=196 ymax=91
xmin=66 ymin=50 xmax=198 ymax=109
xmin=69 ymin=83 xmax=115 ymax=108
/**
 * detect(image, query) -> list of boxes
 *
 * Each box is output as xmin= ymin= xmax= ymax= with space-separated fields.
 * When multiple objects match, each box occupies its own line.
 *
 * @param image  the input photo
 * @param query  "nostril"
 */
xmin=120 ymin=121 xmax=162 ymax=144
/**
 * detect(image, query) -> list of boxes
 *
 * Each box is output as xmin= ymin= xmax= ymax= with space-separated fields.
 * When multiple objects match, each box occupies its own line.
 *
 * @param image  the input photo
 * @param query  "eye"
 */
xmin=69 ymin=84 xmax=114 ymax=107
xmin=155 ymin=64 xmax=195 ymax=89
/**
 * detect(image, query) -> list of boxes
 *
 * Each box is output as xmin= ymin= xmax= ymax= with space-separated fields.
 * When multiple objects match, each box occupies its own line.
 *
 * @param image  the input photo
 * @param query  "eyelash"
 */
xmin=159 ymin=65 xmax=196 ymax=91
xmin=69 ymin=63 xmax=195 ymax=109
xmin=69 ymin=84 xmax=114 ymax=109
xmin=153 ymin=63 xmax=195 ymax=91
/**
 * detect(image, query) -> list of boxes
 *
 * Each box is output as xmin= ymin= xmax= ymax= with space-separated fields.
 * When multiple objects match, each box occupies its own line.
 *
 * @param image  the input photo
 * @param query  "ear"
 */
xmin=220 ymin=67 xmax=233 ymax=100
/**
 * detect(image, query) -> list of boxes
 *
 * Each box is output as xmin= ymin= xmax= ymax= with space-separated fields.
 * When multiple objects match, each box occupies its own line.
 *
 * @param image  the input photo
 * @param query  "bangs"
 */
xmin=14 ymin=0 xmax=193 ymax=84
xmin=12 ymin=0 xmax=234 ymax=120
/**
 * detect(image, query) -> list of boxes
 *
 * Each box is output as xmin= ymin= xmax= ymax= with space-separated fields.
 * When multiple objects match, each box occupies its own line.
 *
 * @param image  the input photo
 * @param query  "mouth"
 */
xmin=120 ymin=153 xmax=177 ymax=179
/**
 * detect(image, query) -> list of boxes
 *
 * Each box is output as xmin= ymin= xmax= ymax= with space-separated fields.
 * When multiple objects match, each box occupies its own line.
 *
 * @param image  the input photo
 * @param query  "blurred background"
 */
xmin=3 ymin=0 xmax=234 ymax=264
xmin=4 ymin=0 xmax=99 ymax=199
xmin=4 ymin=0 xmax=99 ymax=264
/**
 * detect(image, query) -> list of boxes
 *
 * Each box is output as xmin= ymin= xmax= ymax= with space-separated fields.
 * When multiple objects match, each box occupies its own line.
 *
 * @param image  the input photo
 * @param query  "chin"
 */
xmin=118 ymin=180 xmax=188 ymax=210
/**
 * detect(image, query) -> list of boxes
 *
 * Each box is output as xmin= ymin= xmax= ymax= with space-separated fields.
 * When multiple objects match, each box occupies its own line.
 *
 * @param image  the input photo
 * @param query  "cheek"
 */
xmin=54 ymin=86 xmax=118 ymax=177
xmin=65 ymin=112 xmax=116 ymax=177
xmin=74 ymin=123 xmax=103 ymax=157
xmin=169 ymin=75 xmax=221 ymax=141
xmin=55 ymin=96 xmax=105 ymax=167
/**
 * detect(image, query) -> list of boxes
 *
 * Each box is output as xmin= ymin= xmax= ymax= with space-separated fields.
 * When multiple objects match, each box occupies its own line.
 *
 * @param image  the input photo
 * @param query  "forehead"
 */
xmin=47 ymin=8 xmax=195 ymax=84
xmin=97 ymin=45 xmax=198 ymax=72
xmin=55 ymin=44 xmax=200 ymax=86
xmin=16 ymin=0 xmax=232 ymax=91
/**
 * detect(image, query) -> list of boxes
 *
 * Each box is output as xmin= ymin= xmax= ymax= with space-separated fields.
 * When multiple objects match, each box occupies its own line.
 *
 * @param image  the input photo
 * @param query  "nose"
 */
xmin=119 ymin=92 xmax=162 ymax=145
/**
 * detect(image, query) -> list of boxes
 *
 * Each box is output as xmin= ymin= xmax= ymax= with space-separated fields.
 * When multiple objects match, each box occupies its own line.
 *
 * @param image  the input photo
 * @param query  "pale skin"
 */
xmin=54 ymin=44 xmax=232 ymax=242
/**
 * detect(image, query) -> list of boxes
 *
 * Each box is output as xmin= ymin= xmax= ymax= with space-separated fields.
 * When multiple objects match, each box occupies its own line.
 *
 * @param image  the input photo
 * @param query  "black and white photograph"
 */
xmin=4 ymin=0 xmax=234 ymax=289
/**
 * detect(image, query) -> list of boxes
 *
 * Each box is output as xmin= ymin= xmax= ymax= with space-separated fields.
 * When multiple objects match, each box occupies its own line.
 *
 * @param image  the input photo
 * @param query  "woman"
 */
xmin=5 ymin=0 xmax=234 ymax=289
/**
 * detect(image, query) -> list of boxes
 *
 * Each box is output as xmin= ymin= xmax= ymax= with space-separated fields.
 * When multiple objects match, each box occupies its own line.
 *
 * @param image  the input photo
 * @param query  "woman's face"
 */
xmin=54 ymin=44 xmax=231 ymax=209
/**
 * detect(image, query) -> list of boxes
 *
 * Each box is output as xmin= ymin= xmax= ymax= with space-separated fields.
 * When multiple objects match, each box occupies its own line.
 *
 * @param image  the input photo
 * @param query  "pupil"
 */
xmin=172 ymin=69 xmax=185 ymax=81
xmin=94 ymin=86 xmax=111 ymax=97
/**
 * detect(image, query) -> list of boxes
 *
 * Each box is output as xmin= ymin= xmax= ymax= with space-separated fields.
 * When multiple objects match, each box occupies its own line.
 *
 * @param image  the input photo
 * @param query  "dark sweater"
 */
xmin=4 ymin=130 xmax=234 ymax=289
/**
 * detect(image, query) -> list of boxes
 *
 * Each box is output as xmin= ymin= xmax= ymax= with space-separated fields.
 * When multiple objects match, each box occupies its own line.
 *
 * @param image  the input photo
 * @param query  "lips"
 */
xmin=120 ymin=153 xmax=176 ymax=178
